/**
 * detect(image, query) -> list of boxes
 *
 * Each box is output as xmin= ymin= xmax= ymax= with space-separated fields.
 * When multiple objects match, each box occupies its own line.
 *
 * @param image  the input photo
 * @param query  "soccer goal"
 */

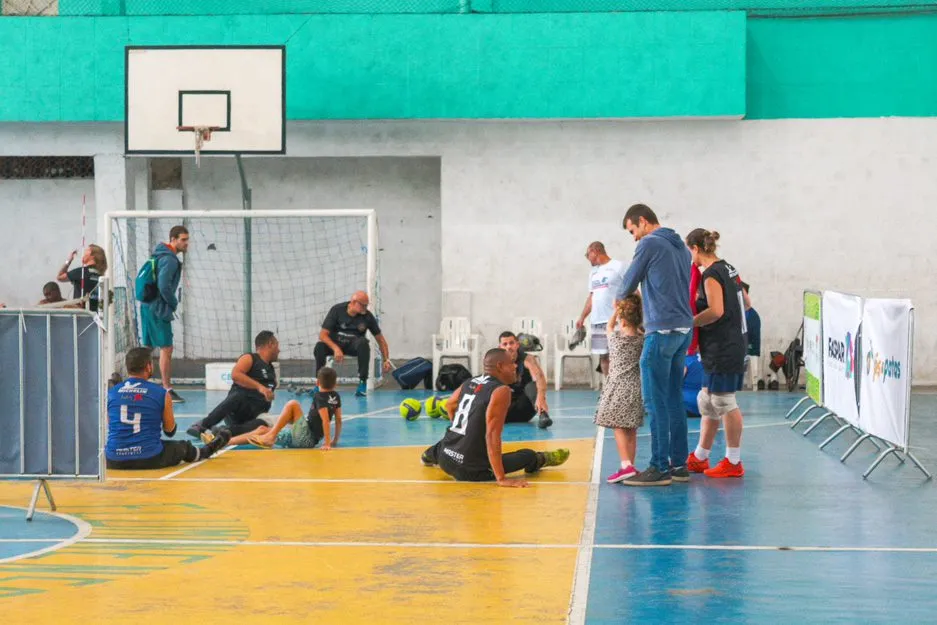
xmin=104 ymin=209 xmax=381 ymax=388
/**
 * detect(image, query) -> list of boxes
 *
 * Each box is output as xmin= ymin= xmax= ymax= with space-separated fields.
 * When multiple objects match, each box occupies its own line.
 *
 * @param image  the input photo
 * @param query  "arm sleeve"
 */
xmin=617 ymin=241 xmax=652 ymax=299
xmin=322 ymin=306 xmax=339 ymax=333
xmin=156 ymin=256 xmax=179 ymax=309
xmin=367 ymin=313 xmax=382 ymax=336
xmin=66 ymin=267 xmax=83 ymax=284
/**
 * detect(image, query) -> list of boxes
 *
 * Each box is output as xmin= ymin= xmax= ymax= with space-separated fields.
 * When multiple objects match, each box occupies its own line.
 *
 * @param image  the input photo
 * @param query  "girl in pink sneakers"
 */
xmin=685 ymin=229 xmax=747 ymax=479
xmin=594 ymin=294 xmax=645 ymax=483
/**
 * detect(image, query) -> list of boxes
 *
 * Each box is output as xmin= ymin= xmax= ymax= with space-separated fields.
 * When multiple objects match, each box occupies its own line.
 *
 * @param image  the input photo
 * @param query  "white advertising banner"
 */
xmin=858 ymin=299 xmax=913 ymax=449
xmin=821 ymin=291 xmax=862 ymax=427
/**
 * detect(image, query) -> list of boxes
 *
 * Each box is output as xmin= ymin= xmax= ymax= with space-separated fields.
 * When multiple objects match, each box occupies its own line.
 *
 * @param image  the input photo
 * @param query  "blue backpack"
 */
xmin=134 ymin=257 xmax=159 ymax=303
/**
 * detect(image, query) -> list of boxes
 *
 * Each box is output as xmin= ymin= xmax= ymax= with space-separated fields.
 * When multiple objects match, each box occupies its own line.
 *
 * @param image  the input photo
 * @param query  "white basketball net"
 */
xmin=190 ymin=126 xmax=215 ymax=168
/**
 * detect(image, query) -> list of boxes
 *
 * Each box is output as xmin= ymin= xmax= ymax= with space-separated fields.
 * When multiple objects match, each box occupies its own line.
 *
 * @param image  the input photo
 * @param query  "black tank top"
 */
xmin=440 ymin=375 xmax=505 ymax=471
xmin=509 ymin=348 xmax=533 ymax=395
xmin=696 ymin=260 xmax=748 ymax=374
xmin=230 ymin=353 xmax=278 ymax=409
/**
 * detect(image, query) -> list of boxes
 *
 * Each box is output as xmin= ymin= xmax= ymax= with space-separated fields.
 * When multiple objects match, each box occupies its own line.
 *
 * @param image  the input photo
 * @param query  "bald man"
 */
xmin=420 ymin=348 xmax=570 ymax=487
xmin=577 ymin=241 xmax=626 ymax=376
xmin=314 ymin=291 xmax=391 ymax=397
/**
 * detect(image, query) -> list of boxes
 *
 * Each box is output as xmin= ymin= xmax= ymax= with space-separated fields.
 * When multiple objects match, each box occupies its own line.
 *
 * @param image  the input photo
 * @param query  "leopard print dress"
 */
xmin=594 ymin=332 xmax=645 ymax=430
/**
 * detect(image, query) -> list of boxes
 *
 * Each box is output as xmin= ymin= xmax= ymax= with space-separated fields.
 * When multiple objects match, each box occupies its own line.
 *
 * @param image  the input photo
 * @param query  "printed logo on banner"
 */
xmin=827 ymin=332 xmax=856 ymax=380
xmin=864 ymin=341 xmax=901 ymax=382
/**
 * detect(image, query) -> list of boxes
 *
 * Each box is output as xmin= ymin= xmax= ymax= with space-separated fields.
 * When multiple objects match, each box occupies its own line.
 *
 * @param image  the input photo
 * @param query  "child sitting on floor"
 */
xmin=228 ymin=367 xmax=343 ymax=450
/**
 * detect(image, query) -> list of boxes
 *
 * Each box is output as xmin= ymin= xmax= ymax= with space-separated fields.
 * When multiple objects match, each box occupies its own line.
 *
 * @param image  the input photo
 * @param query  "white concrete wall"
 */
xmin=2 ymin=118 xmax=936 ymax=383
xmin=0 ymin=179 xmax=96 ymax=306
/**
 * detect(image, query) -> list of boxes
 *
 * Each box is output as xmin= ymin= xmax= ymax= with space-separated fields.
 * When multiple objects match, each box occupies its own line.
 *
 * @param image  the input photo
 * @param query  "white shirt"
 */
xmin=588 ymin=259 xmax=626 ymax=325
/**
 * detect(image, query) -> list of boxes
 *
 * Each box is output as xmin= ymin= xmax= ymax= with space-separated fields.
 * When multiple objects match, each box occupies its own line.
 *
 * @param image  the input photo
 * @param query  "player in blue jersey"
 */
xmin=106 ymin=347 xmax=231 ymax=470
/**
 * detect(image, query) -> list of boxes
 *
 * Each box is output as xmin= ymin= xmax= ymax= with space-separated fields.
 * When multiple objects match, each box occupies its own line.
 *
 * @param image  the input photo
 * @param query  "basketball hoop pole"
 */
xmin=235 ymin=154 xmax=253 ymax=355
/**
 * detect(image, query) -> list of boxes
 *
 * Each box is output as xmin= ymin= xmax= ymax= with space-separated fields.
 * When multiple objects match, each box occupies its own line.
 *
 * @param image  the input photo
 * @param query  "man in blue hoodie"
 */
xmin=616 ymin=204 xmax=693 ymax=486
xmin=140 ymin=225 xmax=189 ymax=403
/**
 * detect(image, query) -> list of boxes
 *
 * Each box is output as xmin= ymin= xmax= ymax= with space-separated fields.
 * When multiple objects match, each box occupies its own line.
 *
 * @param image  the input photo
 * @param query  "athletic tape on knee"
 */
xmin=711 ymin=392 xmax=739 ymax=417
xmin=697 ymin=389 xmax=719 ymax=421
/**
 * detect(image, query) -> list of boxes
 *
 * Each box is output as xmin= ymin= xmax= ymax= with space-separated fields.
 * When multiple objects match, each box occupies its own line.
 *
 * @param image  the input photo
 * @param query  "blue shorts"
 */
xmin=702 ymin=372 xmax=744 ymax=393
xmin=140 ymin=305 xmax=174 ymax=348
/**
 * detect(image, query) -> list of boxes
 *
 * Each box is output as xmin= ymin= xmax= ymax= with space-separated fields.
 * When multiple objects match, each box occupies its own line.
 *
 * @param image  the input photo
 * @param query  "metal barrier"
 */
xmin=0 ymin=308 xmax=105 ymax=520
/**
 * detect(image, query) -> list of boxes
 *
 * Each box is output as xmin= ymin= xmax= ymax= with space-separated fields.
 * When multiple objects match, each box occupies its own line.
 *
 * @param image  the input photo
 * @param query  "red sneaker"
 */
xmin=687 ymin=452 xmax=710 ymax=473
xmin=703 ymin=457 xmax=745 ymax=478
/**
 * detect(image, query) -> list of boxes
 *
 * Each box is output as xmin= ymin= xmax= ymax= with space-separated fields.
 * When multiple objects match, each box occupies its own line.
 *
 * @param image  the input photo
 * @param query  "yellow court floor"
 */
xmin=0 ymin=438 xmax=594 ymax=624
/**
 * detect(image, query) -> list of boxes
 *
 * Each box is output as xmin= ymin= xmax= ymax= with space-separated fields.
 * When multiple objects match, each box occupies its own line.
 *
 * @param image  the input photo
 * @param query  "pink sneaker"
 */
xmin=606 ymin=465 xmax=638 ymax=483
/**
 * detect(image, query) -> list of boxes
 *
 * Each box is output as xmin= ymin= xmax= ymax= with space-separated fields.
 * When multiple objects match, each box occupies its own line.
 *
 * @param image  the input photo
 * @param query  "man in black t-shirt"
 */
xmin=498 ymin=331 xmax=552 ymax=429
xmin=314 ymin=291 xmax=391 ymax=397
xmin=420 ymin=348 xmax=570 ymax=486
xmin=186 ymin=331 xmax=280 ymax=439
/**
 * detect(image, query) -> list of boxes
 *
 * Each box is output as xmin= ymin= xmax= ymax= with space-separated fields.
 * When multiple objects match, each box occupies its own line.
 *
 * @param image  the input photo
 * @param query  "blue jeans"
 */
xmin=640 ymin=331 xmax=692 ymax=473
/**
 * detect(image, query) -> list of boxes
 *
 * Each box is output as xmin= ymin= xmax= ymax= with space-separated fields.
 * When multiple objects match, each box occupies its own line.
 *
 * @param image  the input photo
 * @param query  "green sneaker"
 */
xmin=530 ymin=448 xmax=570 ymax=473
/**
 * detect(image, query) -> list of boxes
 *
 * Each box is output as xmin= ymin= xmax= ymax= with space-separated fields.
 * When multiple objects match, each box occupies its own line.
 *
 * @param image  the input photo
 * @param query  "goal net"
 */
xmin=105 ymin=210 xmax=380 ymax=386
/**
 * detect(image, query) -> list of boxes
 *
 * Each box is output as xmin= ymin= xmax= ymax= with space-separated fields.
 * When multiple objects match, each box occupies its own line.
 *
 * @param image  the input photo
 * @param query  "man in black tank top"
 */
xmin=498 ymin=331 xmax=553 ymax=429
xmin=420 ymin=348 xmax=570 ymax=486
xmin=187 ymin=331 xmax=281 ymax=439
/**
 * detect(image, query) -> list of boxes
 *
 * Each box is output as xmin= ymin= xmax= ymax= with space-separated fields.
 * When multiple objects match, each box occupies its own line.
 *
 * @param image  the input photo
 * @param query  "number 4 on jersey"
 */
xmin=120 ymin=404 xmax=143 ymax=434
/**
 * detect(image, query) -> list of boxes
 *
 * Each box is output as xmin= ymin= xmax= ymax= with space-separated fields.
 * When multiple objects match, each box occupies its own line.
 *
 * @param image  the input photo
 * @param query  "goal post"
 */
xmin=103 ymin=209 xmax=382 ymax=389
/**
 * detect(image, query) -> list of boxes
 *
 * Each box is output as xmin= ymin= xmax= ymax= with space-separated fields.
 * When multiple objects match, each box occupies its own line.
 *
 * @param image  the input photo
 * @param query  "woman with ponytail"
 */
xmin=685 ymin=229 xmax=747 ymax=479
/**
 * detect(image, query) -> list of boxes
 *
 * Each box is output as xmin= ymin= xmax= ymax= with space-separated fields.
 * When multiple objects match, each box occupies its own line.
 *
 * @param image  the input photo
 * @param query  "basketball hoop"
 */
xmin=177 ymin=125 xmax=220 ymax=167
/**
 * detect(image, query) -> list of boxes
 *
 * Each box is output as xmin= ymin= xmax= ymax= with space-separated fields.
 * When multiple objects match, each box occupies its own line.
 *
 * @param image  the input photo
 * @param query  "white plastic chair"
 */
xmin=554 ymin=319 xmax=599 ymax=390
xmin=512 ymin=317 xmax=548 ymax=382
xmin=432 ymin=317 xmax=481 ymax=377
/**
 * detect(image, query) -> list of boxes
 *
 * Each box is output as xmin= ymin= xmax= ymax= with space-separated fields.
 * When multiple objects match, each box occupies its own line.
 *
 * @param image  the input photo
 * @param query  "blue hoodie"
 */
xmin=147 ymin=242 xmax=182 ymax=322
xmin=616 ymin=227 xmax=693 ymax=333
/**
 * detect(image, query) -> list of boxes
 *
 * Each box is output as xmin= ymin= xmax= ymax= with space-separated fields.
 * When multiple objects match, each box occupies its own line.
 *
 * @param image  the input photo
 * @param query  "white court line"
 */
xmin=0 ymin=510 xmax=93 ymax=564
xmin=567 ymin=426 xmax=603 ymax=625
xmin=159 ymin=445 xmax=235 ymax=480
xmin=109 ymin=476 xmax=591 ymax=485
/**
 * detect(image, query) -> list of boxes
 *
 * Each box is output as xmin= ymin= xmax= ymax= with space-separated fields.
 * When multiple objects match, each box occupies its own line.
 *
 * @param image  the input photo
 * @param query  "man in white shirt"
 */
xmin=576 ymin=241 xmax=626 ymax=376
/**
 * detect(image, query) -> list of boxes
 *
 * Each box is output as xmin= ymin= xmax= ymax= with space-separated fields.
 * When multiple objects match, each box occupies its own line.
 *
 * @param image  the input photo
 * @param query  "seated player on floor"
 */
xmin=229 ymin=367 xmax=343 ymax=450
xmin=187 ymin=330 xmax=280 ymax=440
xmin=106 ymin=347 xmax=230 ymax=470
xmin=421 ymin=348 xmax=570 ymax=487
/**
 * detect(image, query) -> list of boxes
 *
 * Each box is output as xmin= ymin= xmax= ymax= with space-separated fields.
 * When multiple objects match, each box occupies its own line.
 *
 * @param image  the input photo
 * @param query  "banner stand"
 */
xmin=802 ymin=411 xmax=841 ymax=436
xmin=839 ymin=432 xmax=883 ymax=461
xmin=864 ymin=446 xmax=931 ymax=480
xmin=786 ymin=398 xmax=823 ymax=429
xmin=820 ymin=424 xmax=880 ymax=453
xmin=785 ymin=397 xmax=815 ymax=420
xmin=858 ymin=309 xmax=931 ymax=480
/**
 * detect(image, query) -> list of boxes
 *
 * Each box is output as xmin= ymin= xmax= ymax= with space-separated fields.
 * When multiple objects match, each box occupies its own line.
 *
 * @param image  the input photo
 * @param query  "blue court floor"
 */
xmin=167 ymin=386 xmax=937 ymax=623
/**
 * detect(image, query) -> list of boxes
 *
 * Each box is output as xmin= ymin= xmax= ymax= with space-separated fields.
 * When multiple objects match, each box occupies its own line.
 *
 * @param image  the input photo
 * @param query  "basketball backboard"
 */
xmin=125 ymin=46 xmax=285 ymax=156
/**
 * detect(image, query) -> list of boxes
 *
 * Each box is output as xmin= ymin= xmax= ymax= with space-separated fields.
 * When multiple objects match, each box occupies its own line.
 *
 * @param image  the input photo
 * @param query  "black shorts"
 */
xmin=106 ymin=441 xmax=196 ymax=470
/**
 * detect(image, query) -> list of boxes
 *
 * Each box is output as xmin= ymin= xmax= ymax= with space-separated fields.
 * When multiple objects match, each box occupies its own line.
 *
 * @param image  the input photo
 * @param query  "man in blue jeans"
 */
xmin=616 ymin=204 xmax=693 ymax=486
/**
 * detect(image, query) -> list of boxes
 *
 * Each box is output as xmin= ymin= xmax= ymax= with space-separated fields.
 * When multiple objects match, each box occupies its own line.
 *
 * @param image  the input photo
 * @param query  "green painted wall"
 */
xmin=746 ymin=14 xmax=937 ymax=119
xmin=0 ymin=12 xmax=746 ymax=122
xmin=1 ymin=10 xmax=935 ymax=122
xmin=54 ymin=0 xmax=934 ymax=16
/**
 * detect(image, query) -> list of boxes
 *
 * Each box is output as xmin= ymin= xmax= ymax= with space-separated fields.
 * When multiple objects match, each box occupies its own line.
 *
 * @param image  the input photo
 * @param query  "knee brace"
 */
xmin=697 ymin=389 xmax=720 ymax=421
xmin=710 ymin=392 xmax=739 ymax=417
